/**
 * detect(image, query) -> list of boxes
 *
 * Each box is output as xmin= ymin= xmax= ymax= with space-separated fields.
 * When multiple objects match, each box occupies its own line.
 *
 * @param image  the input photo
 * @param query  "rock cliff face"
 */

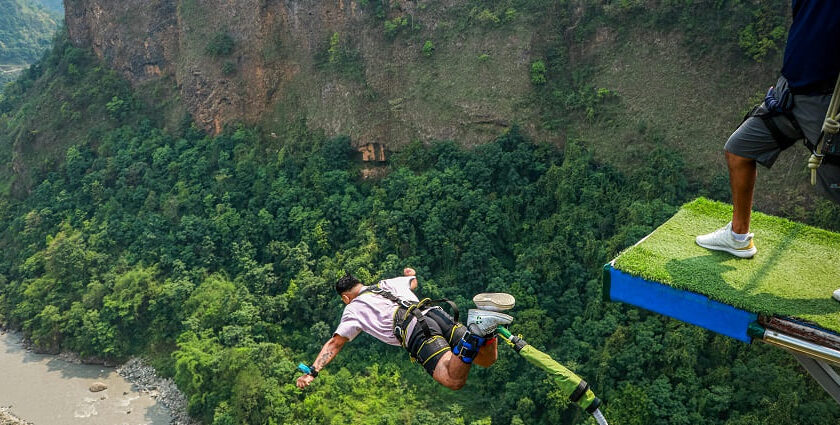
xmin=64 ymin=0 xmax=538 ymax=147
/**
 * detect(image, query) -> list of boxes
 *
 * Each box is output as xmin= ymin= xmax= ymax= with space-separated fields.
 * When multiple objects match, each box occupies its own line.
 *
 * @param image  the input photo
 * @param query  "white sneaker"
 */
xmin=467 ymin=309 xmax=513 ymax=336
xmin=472 ymin=293 xmax=515 ymax=312
xmin=695 ymin=222 xmax=757 ymax=258
xmin=832 ymin=289 xmax=840 ymax=302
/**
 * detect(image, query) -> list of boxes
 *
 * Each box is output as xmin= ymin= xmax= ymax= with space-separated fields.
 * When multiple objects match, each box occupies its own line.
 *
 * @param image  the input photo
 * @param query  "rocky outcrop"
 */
xmin=88 ymin=382 xmax=108 ymax=392
xmin=0 ymin=407 xmax=30 ymax=425
xmin=65 ymin=0 xmax=178 ymax=84
xmin=118 ymin=357 xmax=198 ymax=425
xmin=64 ymin=0 xmax=539 ymax=147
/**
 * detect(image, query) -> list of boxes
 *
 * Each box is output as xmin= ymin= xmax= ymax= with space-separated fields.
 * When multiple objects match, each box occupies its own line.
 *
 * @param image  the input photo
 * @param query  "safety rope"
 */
xmin=808 ymin=74 xmax=840 ymax=185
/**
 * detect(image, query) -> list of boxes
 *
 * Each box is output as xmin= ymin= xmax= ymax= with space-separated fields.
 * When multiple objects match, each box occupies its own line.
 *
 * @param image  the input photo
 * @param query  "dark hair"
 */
xmin=335 ymin=272 xmax=360 ymax=295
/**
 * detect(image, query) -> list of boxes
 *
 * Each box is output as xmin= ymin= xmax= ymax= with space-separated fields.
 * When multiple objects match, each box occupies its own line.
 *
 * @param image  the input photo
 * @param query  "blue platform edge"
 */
xmin=604 ymin=264 xmax=757 ymax=343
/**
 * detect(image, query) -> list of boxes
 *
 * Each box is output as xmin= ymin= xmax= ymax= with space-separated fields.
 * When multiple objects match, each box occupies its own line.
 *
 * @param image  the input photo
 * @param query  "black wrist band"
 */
xmin=308 ymin=368 xmax=319 ymax=378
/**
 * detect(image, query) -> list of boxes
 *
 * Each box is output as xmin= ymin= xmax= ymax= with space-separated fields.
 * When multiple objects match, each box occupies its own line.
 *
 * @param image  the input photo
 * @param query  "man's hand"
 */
xmin=404 ymin=267 xmax=418 ymax=290
xmin=296 ymin=374 xmax=315 ymax=389
xmin=295 ymin=335 xmax=347 ymax=390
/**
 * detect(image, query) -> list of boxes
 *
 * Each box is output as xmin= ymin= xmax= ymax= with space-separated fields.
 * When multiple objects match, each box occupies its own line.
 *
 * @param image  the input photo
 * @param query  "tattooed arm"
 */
xmin=296 ymin=334 xmax=349 ymax=389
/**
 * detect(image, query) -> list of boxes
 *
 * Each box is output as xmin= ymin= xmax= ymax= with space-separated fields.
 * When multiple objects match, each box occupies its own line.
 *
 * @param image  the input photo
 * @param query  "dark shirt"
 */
xmin=781 ymin=0 xmax=840 ymax=93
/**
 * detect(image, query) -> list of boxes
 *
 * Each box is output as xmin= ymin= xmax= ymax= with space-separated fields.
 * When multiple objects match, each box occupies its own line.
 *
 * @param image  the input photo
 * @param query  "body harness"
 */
xmin=358 ymin=282 xmax=462 ymax=361
xmin=742 ymin=78 xmax=804 ymax=153
xmin=746 ymin=73 xmax=840 ymax=185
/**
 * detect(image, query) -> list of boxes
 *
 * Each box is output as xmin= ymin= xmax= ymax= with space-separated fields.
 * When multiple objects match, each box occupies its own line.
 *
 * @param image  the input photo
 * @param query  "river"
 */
xmin=0 ymin=331 xmax=171 ymax=424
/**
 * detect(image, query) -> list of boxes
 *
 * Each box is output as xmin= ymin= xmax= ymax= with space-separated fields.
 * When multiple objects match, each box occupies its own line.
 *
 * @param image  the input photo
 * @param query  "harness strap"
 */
xmin=761 ymin=112 xmax=802 ymax=150
xmin=362 ymin=282 xmax=459 ymax=350
xmin=743 ymin=104 xmax=804 ymax=150
xmin=399 ymin=298 xmax=434 ymax=341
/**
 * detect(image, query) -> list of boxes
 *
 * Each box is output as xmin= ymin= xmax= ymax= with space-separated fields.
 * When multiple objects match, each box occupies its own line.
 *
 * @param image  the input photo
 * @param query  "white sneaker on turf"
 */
xmin=472 ymin=293 xmax=515 ymax=312
xmin=467 ymin=308 xmax=513 ymax=337
xmin=695 ymin=222 xmax=757 ymax=258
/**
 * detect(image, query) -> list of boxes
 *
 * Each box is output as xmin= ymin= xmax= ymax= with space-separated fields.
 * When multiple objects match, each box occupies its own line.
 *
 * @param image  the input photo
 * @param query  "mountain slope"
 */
xmin=0 ymin=0 xmax=60 ymax=86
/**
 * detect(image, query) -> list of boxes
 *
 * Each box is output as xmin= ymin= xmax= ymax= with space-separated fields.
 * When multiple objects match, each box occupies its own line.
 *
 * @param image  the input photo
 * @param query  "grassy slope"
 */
xmin=614 ymin=198 xmax=840 ymax=333
xmin=263 ymin=6 xmax=541 ymax=148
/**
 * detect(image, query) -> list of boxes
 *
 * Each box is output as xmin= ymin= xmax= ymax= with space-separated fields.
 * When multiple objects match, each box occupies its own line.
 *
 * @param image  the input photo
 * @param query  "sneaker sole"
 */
xmin=473 ymin=293 xmax=515 ymax=311
xmin=695 ymin=240 xmax=757 ymax=258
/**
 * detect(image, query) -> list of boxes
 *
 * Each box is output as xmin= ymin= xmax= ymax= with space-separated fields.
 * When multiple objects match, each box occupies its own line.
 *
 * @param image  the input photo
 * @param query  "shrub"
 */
xmin=206 ymin=32 xmax=234 ymax=57
xmin=422 ymin=40 xmax=434 ymax=57
xmin=318 ymin=32 xmax=365 ymax=82
xmin=328 ymin=32 xmax=341 ymax=64
xmin=105 ymin=96 xmax=129 ymax=120
xmin=504 ymin=8 xmax=517 ymax=22
xmin=383 ymin=16 xmax=408 ymax=39
xmin=530 ymin=60 xmax=547 ymax=85
xmin=221 ymin=61 xmax=236 ymax=76
xmin=476 ymin=9 xmax=500 ymax=25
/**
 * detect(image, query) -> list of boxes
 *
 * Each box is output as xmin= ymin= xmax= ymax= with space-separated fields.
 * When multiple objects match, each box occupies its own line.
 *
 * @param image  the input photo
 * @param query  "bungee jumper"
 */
xmin=295 ymin=268 xmax=515 ymax=390
xmin=694 ymin=0 xmax=840 ymax=299
xmin=295 ymin=268 xmax=608 ymax=422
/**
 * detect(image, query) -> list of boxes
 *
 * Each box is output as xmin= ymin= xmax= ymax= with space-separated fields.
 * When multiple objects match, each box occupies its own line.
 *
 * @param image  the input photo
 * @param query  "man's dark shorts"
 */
xmin=724 ymin=76 xmax=832 ymax=168
xmin=404 ymin=307 xmax=467 ymax=375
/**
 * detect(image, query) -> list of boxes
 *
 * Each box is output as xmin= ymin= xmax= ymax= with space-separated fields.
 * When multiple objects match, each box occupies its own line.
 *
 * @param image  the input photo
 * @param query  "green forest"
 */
xmin=0 ymin=0 xmax=60 ymax=87
xmin=2 ymin=1 xmax=840 ymax=424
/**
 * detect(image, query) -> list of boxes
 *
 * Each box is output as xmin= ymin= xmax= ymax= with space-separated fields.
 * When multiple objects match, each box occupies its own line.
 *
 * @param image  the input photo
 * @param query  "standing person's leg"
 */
xmin=696 ymin=98 xmax=784 ymax=257
xmin=698 ymin=76 xmax=830 ymax=259
xmin=727 ymin=151 xmax=758 ymax=234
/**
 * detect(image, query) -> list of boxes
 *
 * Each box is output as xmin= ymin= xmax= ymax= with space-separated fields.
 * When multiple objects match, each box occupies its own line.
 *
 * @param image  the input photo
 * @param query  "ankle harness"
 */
xmin=452 ymin=332 xmax=493 ymax=364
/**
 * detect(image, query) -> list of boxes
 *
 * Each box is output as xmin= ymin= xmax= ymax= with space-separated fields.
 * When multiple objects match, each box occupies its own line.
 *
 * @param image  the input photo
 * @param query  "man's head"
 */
xmin=336 ymin=272 xmax=362 ymax=304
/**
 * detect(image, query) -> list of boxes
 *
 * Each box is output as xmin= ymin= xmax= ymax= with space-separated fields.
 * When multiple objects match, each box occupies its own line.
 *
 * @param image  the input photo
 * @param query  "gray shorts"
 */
xmin=817 ymin=158 xmax=840 ymax=204
xmin=724 ymin=75 xmax=833 ymax=168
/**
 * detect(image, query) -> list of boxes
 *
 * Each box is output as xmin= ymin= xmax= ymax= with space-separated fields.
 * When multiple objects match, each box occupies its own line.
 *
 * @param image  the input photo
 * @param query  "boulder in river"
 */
xmin=89 ymin=382 xmax=108 ymax=392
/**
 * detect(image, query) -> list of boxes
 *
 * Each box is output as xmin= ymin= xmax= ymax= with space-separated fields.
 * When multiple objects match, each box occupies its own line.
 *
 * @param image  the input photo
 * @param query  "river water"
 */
xmin=0 ymin=331 xmax=171 ymax=424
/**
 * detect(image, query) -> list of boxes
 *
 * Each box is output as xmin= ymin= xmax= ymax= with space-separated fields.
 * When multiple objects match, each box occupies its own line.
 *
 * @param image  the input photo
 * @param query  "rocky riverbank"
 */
xmin=117 ymin=358 xmax=199 ymax=425
xmin=0 ymin=327 xmax=184 ymax=424
xmin=0 ymin=407 xmax=30 ymax=425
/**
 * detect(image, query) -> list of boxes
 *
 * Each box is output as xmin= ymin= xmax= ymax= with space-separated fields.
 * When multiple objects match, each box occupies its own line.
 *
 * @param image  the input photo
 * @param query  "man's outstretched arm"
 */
xmin=296 ymin=334 xmax=349 ymax=389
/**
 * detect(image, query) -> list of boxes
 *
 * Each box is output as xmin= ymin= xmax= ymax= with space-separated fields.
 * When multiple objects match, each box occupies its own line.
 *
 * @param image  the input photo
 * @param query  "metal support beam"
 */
xmin=760 ymin=329 xmax=840 ymax=367
xmin=791 ymin=352 xmax=840 ymax=405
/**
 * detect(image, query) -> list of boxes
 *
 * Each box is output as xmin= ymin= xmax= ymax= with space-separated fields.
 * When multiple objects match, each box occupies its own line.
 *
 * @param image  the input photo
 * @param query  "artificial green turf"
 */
xmin=613 ymin=198 xmax=840 ymax=334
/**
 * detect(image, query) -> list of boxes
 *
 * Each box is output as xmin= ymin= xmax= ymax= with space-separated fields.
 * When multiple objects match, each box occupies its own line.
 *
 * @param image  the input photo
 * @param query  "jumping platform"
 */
xmin=604 ymin=198 xmax=840 ymax=403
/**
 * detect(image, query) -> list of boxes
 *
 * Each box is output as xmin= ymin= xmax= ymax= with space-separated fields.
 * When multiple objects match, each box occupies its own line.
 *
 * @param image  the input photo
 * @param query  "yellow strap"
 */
xmin=448 ymin=323 xmax=463 ymax=345
xmin=416 ymin=335 xmax=444 ymax=352
xmin=422 ymin=346 xmax=450 ymax=366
